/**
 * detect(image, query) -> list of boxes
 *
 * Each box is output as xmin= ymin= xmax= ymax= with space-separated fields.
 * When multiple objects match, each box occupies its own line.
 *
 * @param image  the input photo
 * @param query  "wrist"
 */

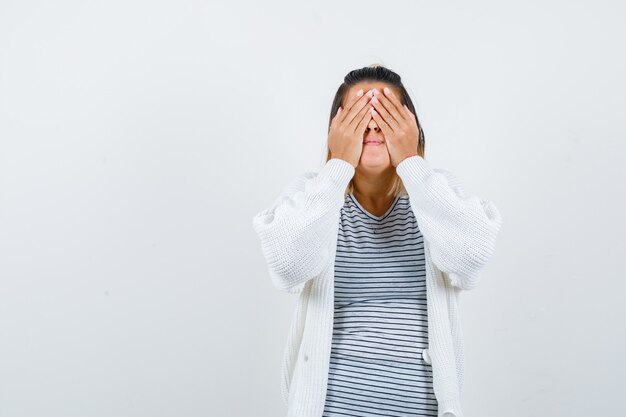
xmin=395 ymin=153 xmax=419 ymax=167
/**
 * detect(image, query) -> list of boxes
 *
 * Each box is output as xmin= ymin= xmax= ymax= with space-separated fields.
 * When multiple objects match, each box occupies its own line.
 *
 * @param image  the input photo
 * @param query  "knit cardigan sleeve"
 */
xmin=395 ymin=155 xmax=503 ymax=290
xmin=252 ymin=158 xmax=355 ymax=294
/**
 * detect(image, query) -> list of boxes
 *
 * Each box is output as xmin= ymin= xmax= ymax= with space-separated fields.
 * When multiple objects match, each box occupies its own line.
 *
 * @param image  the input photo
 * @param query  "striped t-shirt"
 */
xmin=322 ymin=192 xmax=438 ymax=417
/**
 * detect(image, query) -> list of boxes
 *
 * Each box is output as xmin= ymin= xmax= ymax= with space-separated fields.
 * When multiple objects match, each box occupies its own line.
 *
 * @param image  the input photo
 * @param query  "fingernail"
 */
xmin=384 ymin=87 xmax=390 ymax=95
xmin=357 ymin=89 xmax=363 ymax=97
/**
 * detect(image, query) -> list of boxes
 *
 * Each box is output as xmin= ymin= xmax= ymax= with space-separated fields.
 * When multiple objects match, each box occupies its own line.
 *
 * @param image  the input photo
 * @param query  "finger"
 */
xmin=355 ymin=105 xmax=374 ymax=136
xmin=382 ymin=87 xmax=410 ymax=122
xmin=342 ymin=88 xmax=374 ymax=126
xmin=349 ymin=101 xmax=374 ymax=133
xmin=371 ymin=93 xmax=402 ymax=132
xmin=403 ymin=104 xmax=418 ymax=128
xmin=330 ymin=106 xmax=342 ymax=129
xmin=369 ymin=107 xmax=394 ymax=139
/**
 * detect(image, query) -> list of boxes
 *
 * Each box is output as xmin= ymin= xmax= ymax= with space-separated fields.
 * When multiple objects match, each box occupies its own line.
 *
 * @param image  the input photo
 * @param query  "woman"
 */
xmin=252 ymin=65 xmax=502 ymax=417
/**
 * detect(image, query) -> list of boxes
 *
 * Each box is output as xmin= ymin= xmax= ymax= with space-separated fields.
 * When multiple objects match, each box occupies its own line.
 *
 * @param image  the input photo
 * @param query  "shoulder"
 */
xmin=432 ymin=167 xmax=466 ymax=196
xmin=433 ymin=167 xmax=457 ymax=181
xmin=277 ymin=171 xmax=318 ymax=199
xmin=288 ymin=171 xmax=318 ymax=189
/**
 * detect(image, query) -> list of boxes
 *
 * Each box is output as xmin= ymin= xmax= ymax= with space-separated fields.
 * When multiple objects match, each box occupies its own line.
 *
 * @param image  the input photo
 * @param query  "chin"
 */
xmin=358 ymin=153 xmax=392 ymax=170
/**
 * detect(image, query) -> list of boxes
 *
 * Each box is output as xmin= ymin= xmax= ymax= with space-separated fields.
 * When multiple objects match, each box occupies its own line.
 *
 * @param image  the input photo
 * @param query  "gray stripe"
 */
xmin=323 ymin=193 xmax=438 ymax=417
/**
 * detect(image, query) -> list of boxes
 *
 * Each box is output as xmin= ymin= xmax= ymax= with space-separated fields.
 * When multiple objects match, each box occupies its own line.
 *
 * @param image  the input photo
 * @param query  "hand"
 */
xmin=368 ymin=87 xmax=420 ymax=167
xmin=328 ymin=88 xmax=376 ymax=168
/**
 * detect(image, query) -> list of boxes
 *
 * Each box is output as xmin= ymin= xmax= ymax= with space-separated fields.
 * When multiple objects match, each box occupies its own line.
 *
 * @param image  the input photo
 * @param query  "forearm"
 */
xmin=252 ymin=158 xmax=355 ymax=292
xmin=395 ymin=155 xmax=502 ymax=290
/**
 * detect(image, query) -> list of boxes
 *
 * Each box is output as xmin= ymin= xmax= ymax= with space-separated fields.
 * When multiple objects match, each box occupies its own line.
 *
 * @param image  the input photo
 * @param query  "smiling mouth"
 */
xmin=363 ymin=141 xmax=383 ymax=145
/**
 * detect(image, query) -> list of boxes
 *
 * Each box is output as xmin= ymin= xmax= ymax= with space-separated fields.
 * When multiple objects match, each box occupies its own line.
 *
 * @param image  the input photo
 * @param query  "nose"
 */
xmin=367 ymin=118 xmax=380 ymax=131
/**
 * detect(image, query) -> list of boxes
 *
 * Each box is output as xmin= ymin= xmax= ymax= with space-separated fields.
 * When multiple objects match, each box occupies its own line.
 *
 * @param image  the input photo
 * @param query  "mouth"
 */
xmin=363 ymin=140 xmax=384 ymax=145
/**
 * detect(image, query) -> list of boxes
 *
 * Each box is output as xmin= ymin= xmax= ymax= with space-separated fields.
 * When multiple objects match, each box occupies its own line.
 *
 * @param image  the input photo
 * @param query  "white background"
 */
xmin=1 ymin=1 xmax=625 ymax=416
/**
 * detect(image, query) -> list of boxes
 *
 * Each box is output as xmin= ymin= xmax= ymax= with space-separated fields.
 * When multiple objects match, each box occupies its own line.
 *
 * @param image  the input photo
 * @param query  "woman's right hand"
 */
xmin=328 ymin=88 xmax=375 ymax=168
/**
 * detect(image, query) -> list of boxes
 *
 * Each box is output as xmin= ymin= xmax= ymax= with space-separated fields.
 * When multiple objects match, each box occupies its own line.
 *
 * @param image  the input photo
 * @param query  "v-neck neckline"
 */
xmin=348 ymin=193 xmax=400 ymax=221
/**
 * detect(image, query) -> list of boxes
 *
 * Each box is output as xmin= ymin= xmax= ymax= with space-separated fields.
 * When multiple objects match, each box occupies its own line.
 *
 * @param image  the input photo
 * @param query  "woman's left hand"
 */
xmin=368 ymin=87 xmax=420 ymax=167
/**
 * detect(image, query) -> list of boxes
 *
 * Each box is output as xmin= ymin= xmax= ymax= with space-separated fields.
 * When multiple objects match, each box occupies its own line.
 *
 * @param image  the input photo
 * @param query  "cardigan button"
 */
xmin=422 ymin=348 xmax=432 ymax=365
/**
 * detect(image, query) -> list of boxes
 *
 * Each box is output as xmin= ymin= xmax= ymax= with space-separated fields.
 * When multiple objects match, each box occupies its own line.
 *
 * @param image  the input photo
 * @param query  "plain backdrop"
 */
xmin=1 ymin=1 xmax=625 ymax=416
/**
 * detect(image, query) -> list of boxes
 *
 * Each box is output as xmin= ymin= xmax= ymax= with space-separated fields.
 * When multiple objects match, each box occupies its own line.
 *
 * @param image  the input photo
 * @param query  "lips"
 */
xmin=363 ymin=140 xmax=383 ymax=144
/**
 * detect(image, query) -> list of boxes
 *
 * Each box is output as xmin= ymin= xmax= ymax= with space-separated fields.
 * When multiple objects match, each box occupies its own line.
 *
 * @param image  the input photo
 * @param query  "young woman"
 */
xmin=252 ymin=65 xmax=502 ymax=417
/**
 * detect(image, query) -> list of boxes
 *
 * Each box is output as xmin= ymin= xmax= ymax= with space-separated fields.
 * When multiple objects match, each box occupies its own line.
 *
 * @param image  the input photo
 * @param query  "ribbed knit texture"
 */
xmin=252 ymin=156 xmax=502 ymax=417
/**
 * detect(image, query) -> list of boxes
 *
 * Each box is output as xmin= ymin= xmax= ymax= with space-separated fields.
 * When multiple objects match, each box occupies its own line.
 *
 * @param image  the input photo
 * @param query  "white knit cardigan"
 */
xmin=252 ymin=156 xmax=502 ymax=417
